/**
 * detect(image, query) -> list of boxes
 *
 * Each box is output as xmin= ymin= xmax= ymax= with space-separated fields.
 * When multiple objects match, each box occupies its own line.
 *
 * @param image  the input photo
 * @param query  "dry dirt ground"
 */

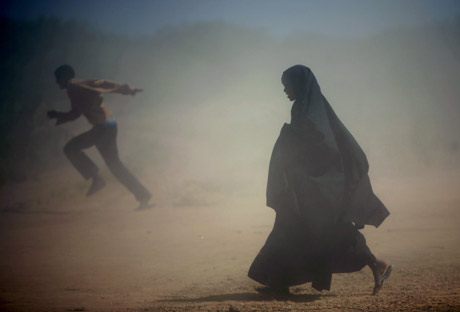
xmin=1 ymin=169 xmax=460 ymax=312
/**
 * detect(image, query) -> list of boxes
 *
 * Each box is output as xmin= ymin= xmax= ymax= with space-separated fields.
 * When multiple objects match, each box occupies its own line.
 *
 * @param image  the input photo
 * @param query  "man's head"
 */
xmin=54 ymin=64 xmax=75 ymax=89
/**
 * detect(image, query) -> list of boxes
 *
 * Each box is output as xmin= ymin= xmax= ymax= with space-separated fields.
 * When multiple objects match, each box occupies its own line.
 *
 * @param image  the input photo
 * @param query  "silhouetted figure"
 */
xmin=248 ymin=65 xmax=391 ymax=297
xmin=47 ymin=65 xmax=151 ymax=210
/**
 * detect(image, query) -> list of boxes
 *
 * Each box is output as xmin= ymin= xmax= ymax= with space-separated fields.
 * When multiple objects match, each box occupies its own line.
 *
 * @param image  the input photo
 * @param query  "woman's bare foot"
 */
xmin=369 ymin=259 xmax=392 ymax=295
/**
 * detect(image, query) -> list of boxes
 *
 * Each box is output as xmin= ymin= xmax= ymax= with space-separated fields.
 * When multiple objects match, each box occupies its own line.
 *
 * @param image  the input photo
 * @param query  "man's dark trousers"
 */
xmin=63 ymin=122 xmax=150 ymax=201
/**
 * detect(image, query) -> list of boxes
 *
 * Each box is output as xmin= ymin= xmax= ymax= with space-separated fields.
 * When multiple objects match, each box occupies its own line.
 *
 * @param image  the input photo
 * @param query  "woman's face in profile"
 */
xmin=283 ymin=83 xmax=296 ymax=101
xmin=281 ymin=74 xmax=296 ymax=101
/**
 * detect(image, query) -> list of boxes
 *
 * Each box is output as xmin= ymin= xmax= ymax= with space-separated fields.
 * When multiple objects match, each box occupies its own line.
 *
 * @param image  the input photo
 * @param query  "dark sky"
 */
xmin=2 ymin=0 xmax=460 ymax=37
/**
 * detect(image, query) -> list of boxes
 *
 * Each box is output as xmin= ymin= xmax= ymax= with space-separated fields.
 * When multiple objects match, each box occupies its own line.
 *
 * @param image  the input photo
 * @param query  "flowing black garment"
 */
xmin=248 ymin=209 xmax=374 ymax=291
xmin=248 ymin=65 xmax=389 ymax=291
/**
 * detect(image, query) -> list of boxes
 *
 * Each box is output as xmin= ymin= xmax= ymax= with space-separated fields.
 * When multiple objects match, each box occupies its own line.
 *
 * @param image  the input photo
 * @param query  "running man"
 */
xmin=47 ymin=65 xmax=151 ymax=210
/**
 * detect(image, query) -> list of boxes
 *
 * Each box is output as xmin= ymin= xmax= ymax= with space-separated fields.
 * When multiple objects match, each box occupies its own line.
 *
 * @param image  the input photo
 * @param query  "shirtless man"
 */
xmin=47 ymin=64 xmax=151 ymax=210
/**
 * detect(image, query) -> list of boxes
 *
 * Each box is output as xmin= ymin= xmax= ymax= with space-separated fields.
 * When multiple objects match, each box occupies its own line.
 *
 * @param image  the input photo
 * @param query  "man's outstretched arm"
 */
xmin=83 ymin=79 xmax=143 ymax=96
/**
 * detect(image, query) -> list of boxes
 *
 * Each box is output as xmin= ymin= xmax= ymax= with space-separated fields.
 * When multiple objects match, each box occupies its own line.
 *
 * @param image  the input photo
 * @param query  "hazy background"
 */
xmin=1 ymin=2 xmax=460 ymax=311
xmin=1 ymin=0 xmax=460 ymax=205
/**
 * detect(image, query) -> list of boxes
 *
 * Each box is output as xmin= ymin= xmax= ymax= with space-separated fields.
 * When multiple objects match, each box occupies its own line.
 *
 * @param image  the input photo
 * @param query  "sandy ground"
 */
xmin=1 ymin=168 xmax=460 ymax=312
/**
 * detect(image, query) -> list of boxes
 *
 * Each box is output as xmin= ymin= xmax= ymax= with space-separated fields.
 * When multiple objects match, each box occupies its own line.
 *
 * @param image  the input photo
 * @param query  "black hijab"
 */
xmin=267 ymin=65 xmax=389 ymax=227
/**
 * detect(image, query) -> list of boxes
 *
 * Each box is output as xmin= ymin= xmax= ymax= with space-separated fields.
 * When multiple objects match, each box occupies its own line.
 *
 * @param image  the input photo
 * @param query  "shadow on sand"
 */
xmin=0 ymin=202 xmax=73 ymax=215
xmin=159 ymin=292 xmax=326 ymax=303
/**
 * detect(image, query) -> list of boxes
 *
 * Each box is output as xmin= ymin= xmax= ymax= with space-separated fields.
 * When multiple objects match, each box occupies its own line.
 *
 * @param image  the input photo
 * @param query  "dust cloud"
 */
xmin=103 ymin=20 xmax=460 ymax=208
xmin=1 ymin=16 xmax=460 ymax=311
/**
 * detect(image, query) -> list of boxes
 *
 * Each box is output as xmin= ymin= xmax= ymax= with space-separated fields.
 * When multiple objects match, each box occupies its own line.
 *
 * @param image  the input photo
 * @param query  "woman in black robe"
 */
xmin=248 ymin=65 xmax=392 ymax=296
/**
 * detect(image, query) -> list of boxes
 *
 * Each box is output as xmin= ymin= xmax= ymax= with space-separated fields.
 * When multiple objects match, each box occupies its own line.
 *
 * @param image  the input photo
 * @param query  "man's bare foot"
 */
xmin=370 ymin=259 xmax=392 ymax=295
xmin=135 ymin=194 xmax=154 ymax=211
xmin=86 ymin=175 xmax=106 ymax=196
